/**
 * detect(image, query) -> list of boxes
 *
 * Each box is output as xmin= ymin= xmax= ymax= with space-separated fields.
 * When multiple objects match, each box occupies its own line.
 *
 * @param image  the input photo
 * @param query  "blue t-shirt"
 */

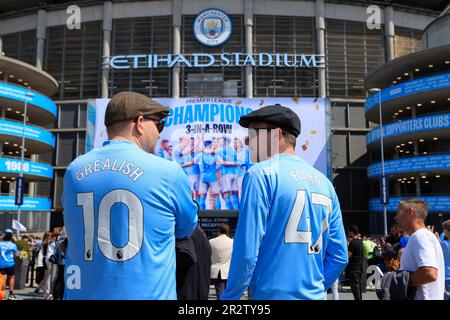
xmin=217 ymin=146 xmax=237 ymax=175
xmin=194 ymin=152 xmax=218 ymax=183
xmin=62 ymin=140 xmax=198 ymax=300
xmin=399 ymin=235 xmax=410 ymax=249
xmin=440 ymin=239 xmax=450 ymax=280
xmin=221 ymin=154 xmax=348 ymax=300
xmin=235 ymin=148 xmax=249 ymax=177
xmin=0 ymin=241 xmax=18 ymax=268
xmin=173 ymin=146 xmax=184 ymax=165
xmin=175 ymin=147 xmax=200 ymax=176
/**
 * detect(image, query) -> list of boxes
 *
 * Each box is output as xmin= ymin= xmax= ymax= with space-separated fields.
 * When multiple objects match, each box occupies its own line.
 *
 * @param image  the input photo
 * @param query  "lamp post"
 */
xmin=370 ymin=88 xmax=388 ymax=237
xmin=15 ymin=91 xmax=35 ymax=236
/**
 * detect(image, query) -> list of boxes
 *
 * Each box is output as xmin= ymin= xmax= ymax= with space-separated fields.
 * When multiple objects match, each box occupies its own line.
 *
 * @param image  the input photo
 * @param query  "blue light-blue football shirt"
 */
xmin=0 ymin=241 xmax=18 ymax=268
xmin=235 ymin=148 xmax=249 ymax=177
xmin=217 ymin=146 xmax=237 ymax=175
xmin=62 ymin=140 xmax=198 ymax=300
xmin=221 ymin=153 xmax=348 ymax=300
xmin=180 ymin=148 xmax=200 ymax=176
xmin=194 ymin=152 xmax=218 ymax=183
xmin=440 ymin=238 xmax=450 ymax=280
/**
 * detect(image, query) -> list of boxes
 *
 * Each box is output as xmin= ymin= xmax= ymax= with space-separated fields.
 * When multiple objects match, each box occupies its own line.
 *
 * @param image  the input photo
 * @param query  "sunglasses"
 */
xmin=134 ymin=115 xmax=165 ymax=133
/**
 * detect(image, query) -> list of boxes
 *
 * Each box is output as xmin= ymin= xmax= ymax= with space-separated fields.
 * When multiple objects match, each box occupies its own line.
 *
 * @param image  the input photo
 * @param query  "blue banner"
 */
xmin=0 ymin=82 xmax=57 ymax=117
xmin=368 ymin=154 xmax=450 ymax=178
xmin=367 ymin=114 xmax=450 ymax=145
xmin=0 ymin=157 xmax=53 ymax=179
xmin=0 ymin=119 xmax=55 ymax=148
xmin=369 ymin=196 xmax=450 ymax=212
xmin=0 ymin=196 xmax=52 ymax=211
xmin=365 ymin=72 xmax=450 ymax=112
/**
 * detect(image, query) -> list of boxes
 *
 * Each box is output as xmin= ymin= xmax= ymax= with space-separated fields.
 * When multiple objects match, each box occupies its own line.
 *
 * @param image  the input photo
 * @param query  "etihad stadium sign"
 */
xmin=103 ymin=53 xmax=326 ymax=69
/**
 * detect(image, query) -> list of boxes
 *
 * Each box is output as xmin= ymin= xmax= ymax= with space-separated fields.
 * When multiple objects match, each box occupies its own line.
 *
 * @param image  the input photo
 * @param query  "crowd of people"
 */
xmin=2 ymin=93 xmax=449 ymax=301
xmin=0 ymin=227 xmax=67 ymax=300
xmin=344 ymin=208 xmax=450 ymax=300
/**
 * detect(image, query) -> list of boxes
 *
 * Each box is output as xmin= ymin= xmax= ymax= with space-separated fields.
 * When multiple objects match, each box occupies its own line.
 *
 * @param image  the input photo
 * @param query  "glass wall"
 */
xmin=253 ymin=16 xmax=317 ymax=97
xmin=325 ymin=19 xmax=385 ymax=99
xmin=109 ymin=16 xmax=172 ymax=97
xmin=45 ymin=21 xmax=102 ymax=99
xmin=394 ymin=27 xmax=422 ymax=58
xmin=1 ymin=29 xmax=36 ymax=65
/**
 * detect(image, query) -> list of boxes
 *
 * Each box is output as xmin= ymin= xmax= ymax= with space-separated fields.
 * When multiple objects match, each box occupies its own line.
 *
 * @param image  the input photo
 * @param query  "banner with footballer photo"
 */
xmin=92 ymin=97 xmax=330 ymax=211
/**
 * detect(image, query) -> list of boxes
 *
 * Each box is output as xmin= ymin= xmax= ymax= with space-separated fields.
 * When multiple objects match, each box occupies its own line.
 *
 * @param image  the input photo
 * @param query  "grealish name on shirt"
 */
xmin=75 ymin=158 xmax=145 ymax=182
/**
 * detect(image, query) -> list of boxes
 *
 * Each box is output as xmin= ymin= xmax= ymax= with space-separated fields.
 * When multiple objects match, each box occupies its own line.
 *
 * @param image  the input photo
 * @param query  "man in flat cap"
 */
xmin=62 ymin=92 xmax=198 ymax=300
xmin=221 ymin=104 xmax=348 ymax=300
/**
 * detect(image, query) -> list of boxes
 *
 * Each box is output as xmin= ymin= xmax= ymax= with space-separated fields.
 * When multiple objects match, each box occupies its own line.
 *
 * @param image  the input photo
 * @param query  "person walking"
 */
xmin=209 ymin=223 xmax=234 ymax=300
xmin=347 ymin=225 xmax=364 ymax=300
xmin=0 ymin=229 xmax=19 ymax=300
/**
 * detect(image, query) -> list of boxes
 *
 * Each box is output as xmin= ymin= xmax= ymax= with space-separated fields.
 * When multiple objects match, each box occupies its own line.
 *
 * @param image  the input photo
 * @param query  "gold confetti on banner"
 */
xmin=235 ymin=100 xmax=241 ymax=106
xmin=302 ymin=143 xmax=308 ymax=151
xmin=310 ymin=130 xmax=317 ymax=135
xmin=315 ymin=104 xmax=320 ymax=111
xmin=259 ymin=100 xmax=265 ymax=106
xmin=292 ymin=97 xmax=300 ymax=103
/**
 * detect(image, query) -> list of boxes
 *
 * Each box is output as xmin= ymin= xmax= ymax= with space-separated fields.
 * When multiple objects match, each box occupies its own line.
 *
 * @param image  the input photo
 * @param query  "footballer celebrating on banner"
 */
xmin=62 ymin=92 xmax=198 ymax=300
xmin=221 ymin=104 xmax=348 ymax=300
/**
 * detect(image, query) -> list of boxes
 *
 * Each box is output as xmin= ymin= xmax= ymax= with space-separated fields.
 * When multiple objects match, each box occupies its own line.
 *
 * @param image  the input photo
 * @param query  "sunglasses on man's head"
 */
xmin=134 ymin=114 xmax=165 ymax=133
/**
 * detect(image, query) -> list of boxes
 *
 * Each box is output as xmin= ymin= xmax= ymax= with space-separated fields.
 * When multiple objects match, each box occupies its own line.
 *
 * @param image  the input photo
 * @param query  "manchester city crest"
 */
xmin=193 ymin=9 xmax=232 ymax=47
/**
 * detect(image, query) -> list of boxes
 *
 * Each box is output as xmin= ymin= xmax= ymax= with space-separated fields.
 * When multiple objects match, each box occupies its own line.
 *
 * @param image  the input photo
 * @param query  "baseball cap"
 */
xmin=105 ymin=91 xmax=170 ymax=126
xmin=4 ymin=228 xmax=13 ymax=234
xmin=239 ymin=104 xmax=301 ymax=137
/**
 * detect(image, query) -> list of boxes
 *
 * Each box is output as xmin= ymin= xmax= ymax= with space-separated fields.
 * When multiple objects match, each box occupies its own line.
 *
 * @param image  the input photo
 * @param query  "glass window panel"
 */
xmin=59 ymin=104 xmax=78 ymax=128
xmin=57 ymin=133 xmax=77 ymax=166
xmin=331 ymin=134 xmax=348 ymax=167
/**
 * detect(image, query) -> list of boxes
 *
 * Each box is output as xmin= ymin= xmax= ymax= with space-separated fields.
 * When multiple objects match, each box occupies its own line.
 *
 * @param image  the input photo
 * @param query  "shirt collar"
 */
xmin=103 ymin=139 xmax=136 ymax=147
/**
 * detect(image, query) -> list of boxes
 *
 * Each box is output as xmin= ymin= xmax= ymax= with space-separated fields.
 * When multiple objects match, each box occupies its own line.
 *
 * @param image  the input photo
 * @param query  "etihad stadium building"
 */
xmin=0 ymin=0 xmax=448 ymax=234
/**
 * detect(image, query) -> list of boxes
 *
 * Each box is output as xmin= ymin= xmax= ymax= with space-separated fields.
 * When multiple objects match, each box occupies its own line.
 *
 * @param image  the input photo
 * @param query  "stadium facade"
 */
xmin=365 ymin=10 xmax=450 ymax=233
xmin=0 ymin=0 xmax=447 ymax=234
xmin=0 ymin=54 xmax=58 ymax=232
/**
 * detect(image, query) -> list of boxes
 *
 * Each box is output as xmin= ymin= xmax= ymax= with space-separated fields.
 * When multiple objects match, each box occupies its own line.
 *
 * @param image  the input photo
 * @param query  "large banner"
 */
xmin=92 ymin=98 xmax=330 ymax=210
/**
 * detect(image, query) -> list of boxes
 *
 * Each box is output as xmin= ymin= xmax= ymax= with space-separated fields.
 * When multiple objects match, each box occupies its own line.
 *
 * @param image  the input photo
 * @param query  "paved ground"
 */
xmin=6 ymin=285 xmax=378 ymax=300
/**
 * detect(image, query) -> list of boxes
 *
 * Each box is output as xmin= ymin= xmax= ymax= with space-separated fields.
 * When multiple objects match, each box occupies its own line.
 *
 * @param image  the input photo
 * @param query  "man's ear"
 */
xmin=406 ymin=207 xmax=414 ymax=217
xmin=135 ymin=116 xmax=145 ymax=135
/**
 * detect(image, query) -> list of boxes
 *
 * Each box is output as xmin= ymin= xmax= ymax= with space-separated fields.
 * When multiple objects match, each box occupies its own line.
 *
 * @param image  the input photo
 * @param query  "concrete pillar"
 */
xmin=101 ymin=2 xmax=113 ymax=98
xmin=315 ymin=0 xmax=326 ymax=98
xmin=384 ymin=6 xmax=395 ymax=61
xmin=245 ymin=0 xmax=253 ymax=98
xmin=36 ymin=10 xmax=47 ymax=70
xmin=172 ymin=0 xmax=182 ymax=98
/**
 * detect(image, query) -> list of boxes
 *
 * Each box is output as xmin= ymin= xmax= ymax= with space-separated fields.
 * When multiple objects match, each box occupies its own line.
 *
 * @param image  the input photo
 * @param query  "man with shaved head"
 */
xmin=395 ymin=198 xmax=445 ymax=300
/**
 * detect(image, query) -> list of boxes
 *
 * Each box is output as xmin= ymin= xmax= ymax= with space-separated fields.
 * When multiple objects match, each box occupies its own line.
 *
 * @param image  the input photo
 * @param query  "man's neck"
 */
xmin=408 ymin=221 xmax=426 ymax=235
xmin=111 ymin=135 xmax=142 ymax=149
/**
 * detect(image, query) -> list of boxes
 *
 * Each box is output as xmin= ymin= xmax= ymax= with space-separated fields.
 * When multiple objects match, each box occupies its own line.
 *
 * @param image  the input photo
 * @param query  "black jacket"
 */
xmin=176 ymin=225 xmax=212 ymax=300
